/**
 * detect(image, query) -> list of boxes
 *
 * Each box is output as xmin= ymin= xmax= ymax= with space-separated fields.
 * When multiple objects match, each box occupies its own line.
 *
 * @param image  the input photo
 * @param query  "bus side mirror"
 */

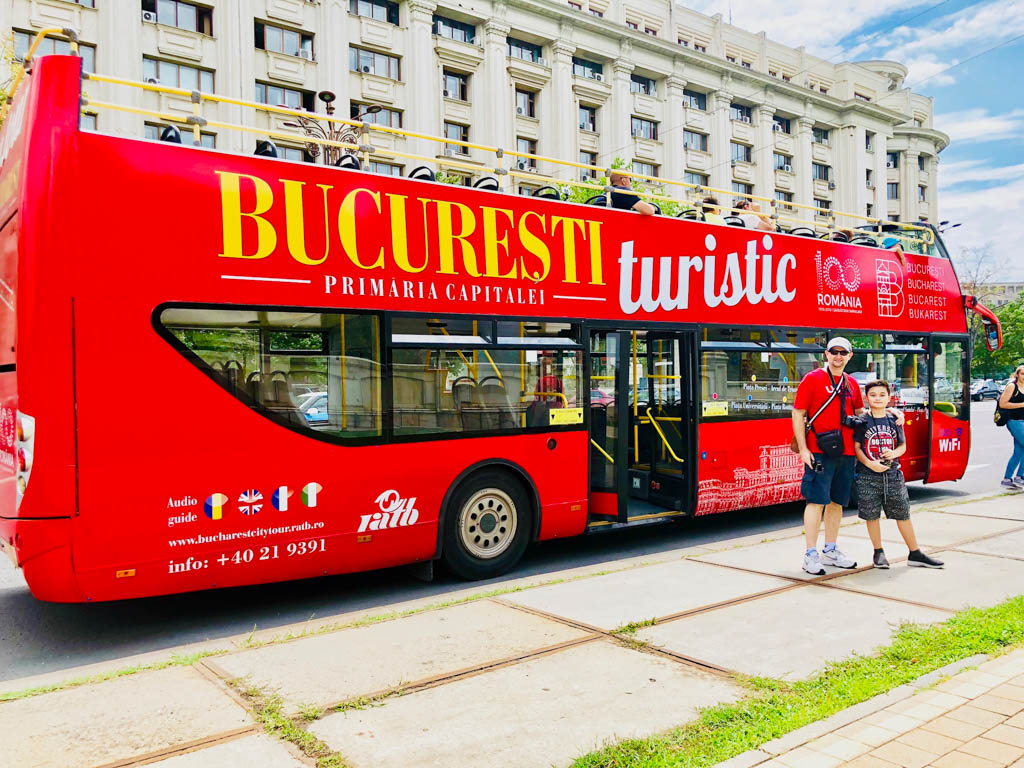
xmin=985 ymin=322 xmax=1001 ymax=352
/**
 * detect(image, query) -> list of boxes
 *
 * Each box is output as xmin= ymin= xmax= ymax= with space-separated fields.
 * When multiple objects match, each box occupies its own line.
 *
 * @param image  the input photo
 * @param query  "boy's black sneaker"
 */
xmin=872 ymin=551 xmax=890 ymax=569
xmin=907 ymin=551 xmax=944 ymax=569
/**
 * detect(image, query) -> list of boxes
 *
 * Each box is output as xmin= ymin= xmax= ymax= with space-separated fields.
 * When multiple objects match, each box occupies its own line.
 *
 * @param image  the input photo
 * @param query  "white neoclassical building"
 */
xmin=3 ymin=0 xmax=947 ymax=223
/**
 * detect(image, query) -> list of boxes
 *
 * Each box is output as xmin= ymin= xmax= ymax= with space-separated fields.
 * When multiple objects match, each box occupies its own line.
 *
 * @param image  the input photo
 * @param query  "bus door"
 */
xmin=926 ymin=338 xmax=970 ymax=483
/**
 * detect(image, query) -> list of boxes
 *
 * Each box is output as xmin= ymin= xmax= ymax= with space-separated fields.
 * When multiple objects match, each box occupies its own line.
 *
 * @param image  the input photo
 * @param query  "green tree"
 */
xmin=560 ymin=156 xmax=692 ymax=216
xmin=971 ymin=297 xmax=1024 ymax=378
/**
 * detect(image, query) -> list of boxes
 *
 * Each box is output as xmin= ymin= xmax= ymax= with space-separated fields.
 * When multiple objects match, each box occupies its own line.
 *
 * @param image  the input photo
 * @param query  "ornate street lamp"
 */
xmin=282 ymin=90 xmax=381 ymax=166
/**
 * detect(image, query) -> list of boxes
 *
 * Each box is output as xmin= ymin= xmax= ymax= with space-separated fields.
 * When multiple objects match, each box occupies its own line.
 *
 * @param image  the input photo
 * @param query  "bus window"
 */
xmin=846 ymin=350 xmax=928 ymax=410
xmin=700 ymin=349 xmax=812 ymax=420
xmin=932 ymin=340 xmax=966 ymax=418
xmin=391 ymin=346 xmax=581 ymax=436
xmin=158 ymin=307 xmax=382 ymax=440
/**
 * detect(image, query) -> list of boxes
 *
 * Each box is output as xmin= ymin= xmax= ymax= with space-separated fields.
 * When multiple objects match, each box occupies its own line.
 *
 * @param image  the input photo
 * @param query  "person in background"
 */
xmin=608 ymin=171 xmax=656 ymax=216
xmin=702 ymin=196 xmax=726 ymax=225
xmin=881 ymin=234 xmax=908 ymax=267
xmin=999 ymin=364 xmax=1024 ymax=490
xmin=854 ymin=379 xmax=944 ymax=569
xmin=734 ymin=199 xmax=776 ymax=231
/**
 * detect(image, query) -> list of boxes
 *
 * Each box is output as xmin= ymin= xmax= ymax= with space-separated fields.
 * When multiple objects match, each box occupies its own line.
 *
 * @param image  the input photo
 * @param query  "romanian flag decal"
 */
xmin=272 ymin=486 xmax=293 ymax=511
xmin=204 ymin=493 xmax=228 ymax=520
xmin=301 ymin=483 xmax=322 ymax=508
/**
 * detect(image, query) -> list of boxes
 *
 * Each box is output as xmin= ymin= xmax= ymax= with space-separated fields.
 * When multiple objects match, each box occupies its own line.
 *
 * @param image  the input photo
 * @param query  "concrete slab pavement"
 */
xmin=310 ymin=640 xmax=742 ymax=768
xmin=951 ymin=528 xmax=1024 ymax=559
xmin=695 ymin=534 xmax=879 ymax=581
xmin=931 ymin=495 xmax=1024 ymax=521
xmin=635 ymin=585 xmax=950 ymax=681
xmin=841 ymin=510 xmax=1022 ymax=548
xmin=145 ymin=734 xmax=307 ymax=767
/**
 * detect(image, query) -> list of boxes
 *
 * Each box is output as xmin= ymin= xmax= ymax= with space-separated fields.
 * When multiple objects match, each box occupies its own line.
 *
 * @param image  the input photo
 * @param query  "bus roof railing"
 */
xmin=5 ymin=30 xmax=935 ymax=250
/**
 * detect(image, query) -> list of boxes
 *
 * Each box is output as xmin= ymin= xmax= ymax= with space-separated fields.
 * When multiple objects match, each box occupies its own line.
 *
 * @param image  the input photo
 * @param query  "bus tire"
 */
xmin=442 ymin=471 xmax=531 ymax=580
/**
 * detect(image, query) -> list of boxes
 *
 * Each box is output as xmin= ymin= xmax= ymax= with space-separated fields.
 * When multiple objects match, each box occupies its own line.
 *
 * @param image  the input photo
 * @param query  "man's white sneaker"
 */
xmin=803 ymin=551 xmax=826 ymax=576
xmin=820 ymin=547 xmax=857 ymax=569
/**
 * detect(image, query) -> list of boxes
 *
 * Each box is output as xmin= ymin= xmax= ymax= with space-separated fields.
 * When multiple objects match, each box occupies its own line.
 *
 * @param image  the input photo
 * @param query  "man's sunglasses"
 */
xmin=827 ymin=348 xmax=850 ymax=356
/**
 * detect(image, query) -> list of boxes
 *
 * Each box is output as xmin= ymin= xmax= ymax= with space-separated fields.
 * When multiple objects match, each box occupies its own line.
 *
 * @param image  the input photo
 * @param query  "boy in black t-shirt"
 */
xmin=854 ymin=380 xmax=944 ymax=569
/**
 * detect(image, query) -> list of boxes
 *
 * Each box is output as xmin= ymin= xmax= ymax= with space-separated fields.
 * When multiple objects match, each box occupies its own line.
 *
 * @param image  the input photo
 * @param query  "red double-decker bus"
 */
xmin=0 ymin=55 xmax=1002 ymax=602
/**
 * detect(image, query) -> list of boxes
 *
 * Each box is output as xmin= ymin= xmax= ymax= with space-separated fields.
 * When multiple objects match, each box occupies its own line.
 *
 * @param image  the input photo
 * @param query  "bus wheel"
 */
xmin=442 ymin=471 xmax=531 ymax=580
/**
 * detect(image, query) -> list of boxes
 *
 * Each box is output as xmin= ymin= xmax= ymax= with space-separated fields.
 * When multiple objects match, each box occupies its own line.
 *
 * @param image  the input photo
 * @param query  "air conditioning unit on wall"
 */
xmin=142 ymin=10 xmax=156 ymax=22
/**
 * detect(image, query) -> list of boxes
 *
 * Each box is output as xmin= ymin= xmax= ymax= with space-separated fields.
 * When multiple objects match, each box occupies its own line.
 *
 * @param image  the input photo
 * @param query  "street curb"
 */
xmin=711 ymin=653 xmax=991 ymax=767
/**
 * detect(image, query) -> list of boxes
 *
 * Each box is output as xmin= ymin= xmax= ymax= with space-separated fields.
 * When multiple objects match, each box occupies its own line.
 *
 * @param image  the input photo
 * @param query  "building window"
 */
xmin=67 ymin=0 xmax=95 ymax=5
xmin=812 ymin=162 xmax=831 ymax=181
xmin=812 ymin=126 xmax=830 ymax=145
xmin=349 ymin=0 xmax=399 ymax=24
xmin=351 ymin=103 xmax=402 ymax=128
xmin=645 ymin=27 xmax=658 ymax=36
xmin=256 ymin=81 xmax=314 ymax=110
xmin=626 ymin=20 xmax=638 ymax=29
xmin=866 ymin=202 xmax=874 ymax=218
xmin=684 ymin=171 xmax=708 ymax=186
xmin=632 ymin=161 xmax=658 ymax=177
xmin=507 ymin=37 xmax=541 ymax=63
xmin=278 ymin=145 xmax=316 ymax=163
xmin=866 ymin=169 xmax=874 ymax=187
xmin=730 ymin=142 xmax=752 ymax=163
xmin=629 ymin=74 xmax=655 ymax=96
xmin=569 ymin=1 xmax=582 ymax=8
xmin=590 ymin=8 xmax=603 ymax=17
xmin=145 ymin=122 xmax=215 ymax=148
xmin=517 ymin=137 xmax=537 ymax=167
xmin=255 ymin=21 xmax=313 ymax=59
xmin=442 ymin=70 xmax=469 ymax=101
xmin=887 ymin=152 xmax=899 ymax=169
xmin=814 ymin=198 xmax=831 ymax=214
xmin=515 ymin=89 xmax=536 ymax=118
xmin=781 ymin=73 xmax=790 ymax=81
xmin=918 ymin=185 xmax=926 ymax=202
xmin=445 ymin=122 xmax=469 ymax=154
xmin=349 ymin=46 xmax=400 ymax=79
xmin=580 ymin=151 xmax=597 ymax=178
xmin=854 ymin=92 xmax=871 ymax=102
xmin=889 ymin=215 xmax=900 ymax=222
xmin=726 ymin=55 xmax=736 ymax=63
xmin=775 ymin=190 xmax=793 ymax=209
xmin=732 ymin=181 xmax=752 ymax=196
xmin=631 ymin=116 xmax=658 ymax=140
xmin=80 ymin=113 xmax=97 ymax=130
xmin=887 ymin=182 xmax=899 ymax=200
xmin=912 ymin=117 xmax=923 ymax=127
xmin=572 ymin=57 xmax=603 ymax=80
xmin=741 ymin=60 xmax=752 ymax=69
xmin=730 ymin=103 xmax=752 ymax=122
xmin=369 ymin=161 xmax=403 ymax=175
xmin=683 ymin=130 xmax=707 ymax=152
xmin=144 ymin=57 xmax=214 ymax=92
xmin=679 ymin=38 xmax=689 ymax=47
xmin=772 ymin=115 xmax=791 ymax=134
xmin=694 ymin=43 xmax=706 ymax=52
xmin=918 ymin=155 xmax=926 ymax=171
xmin=579 ymin=105 xmax=597 ymax=131
xmin=433 ymin=15 xmax=476 ymax=43
xmin=142 ymin=0 xmax=213 ymax=34
xmin=865 ymin=130 xmax=875 ymax=152
xmin=14 ymin=31 xmax=95 ymax=72
xmin=773 ymin=152 xmax=791 ymax=171
xmin=683 ymin=89 xmax=706 ymax=110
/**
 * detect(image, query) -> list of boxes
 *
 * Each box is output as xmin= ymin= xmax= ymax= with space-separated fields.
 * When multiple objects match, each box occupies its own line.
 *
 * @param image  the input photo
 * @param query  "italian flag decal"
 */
xmin=302 ymin=483 xmax=322 ymax=508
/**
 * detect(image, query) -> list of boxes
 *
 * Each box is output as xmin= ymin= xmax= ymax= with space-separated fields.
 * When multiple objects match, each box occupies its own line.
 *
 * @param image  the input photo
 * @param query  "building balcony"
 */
xmin=579 ymin=130 xmax=599 ymax=153
xmin=684 ymin=108 xmax=710 ymax=132
xmin=507 ymin=57 xmax=551 ymax=90
xmin=358 ymin=16 xmax=395 ymax=49
xmin=262 ymin=50 xmax=314 ymax=86
xmin=773 ymin=132 xmax=795 ymax=154
xmin=514 ymin=114 xmax=540 ymax=140
xmin=731 ymin=119 xmax=754 ymax=142
xmin=434 ymin=35 xmax=485 ymax=70
xmin=919 ymin=169 xmax=930 ymax=184
xmin=812 ymin=178 xmax=834 ymax=197
xmin=811 ymin=142 xmax=832 ymax=163
xmin=632 ymin=92 xmax=659 ymax=119
xmin=632 ymin=136 xmax=661 ymax=161
xmin=268 ymin=0 xmax=309 ymax=26
xmin=443 ymin=97 xmax=473 ymax=124
xmin=731 ymin=161 xmax=755 ymax=182
xmin=774 ymin=168 xmax=795 ymax=191
xmin=684 ymin=148 xmax=711 ymax=171
xmin=30 ymin=0 xmax=93 ymax=30
xmin=349 ymin=71 xmax=401 ymax=104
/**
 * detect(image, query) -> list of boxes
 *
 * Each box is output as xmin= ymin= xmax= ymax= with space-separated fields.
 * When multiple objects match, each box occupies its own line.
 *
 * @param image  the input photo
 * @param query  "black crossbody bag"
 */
xmin=810 ymin=372 xmax=848 ymax=458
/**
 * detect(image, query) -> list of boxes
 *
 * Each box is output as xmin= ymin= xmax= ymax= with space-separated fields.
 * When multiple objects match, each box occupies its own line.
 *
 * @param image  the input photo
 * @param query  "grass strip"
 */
xmin=0 ymin=650 xmax=227 ymax=702
xmin=573 ymin=595 xmax=1024 ymax=768
xmin=237 ymin=682 xmax=350 ymax=768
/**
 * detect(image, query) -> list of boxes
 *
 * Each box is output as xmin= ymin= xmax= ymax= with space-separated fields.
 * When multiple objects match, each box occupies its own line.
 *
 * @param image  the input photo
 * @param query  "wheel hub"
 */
xmin=459 ymin=488 xmax=517 ymax=560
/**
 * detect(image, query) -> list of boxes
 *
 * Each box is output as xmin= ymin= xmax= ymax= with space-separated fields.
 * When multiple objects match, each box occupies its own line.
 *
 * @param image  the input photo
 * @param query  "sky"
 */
xmin=685 ymin=0 xmax=1024 ymax=281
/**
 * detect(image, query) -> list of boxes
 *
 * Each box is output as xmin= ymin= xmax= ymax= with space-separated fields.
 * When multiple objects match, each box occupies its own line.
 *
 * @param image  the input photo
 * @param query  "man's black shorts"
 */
xmin=800 ymin=454 xmax=856 ymax=506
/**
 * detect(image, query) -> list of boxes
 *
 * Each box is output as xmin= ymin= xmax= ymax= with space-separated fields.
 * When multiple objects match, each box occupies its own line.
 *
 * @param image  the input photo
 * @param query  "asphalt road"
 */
xmin=0 ymin=402 xmax=1014 ymax=684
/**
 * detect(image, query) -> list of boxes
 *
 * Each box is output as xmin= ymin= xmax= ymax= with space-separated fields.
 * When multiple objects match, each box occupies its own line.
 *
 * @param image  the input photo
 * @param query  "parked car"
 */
xmin=299 ymin=392 xmax=329 ymax=423
xmin=590 ymin=389 xmax=615 ymax=406
xmin=971 ymin=380 xmax=1001 ymax=401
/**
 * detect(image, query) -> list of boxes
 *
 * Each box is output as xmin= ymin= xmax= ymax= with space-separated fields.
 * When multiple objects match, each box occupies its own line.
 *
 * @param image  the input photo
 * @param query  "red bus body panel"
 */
xmin=0 ymin=58 xmax=972 ymax=600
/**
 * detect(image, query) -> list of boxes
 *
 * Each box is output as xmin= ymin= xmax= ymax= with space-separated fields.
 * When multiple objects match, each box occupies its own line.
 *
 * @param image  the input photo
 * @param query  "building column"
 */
xmin=709 ymin=89 xmax=733 ymax=194
xmin=481 ymin=20 xmax=512 ymax=156
xmin=795 ymin=116 xmax=814 ymax=222
xmin=834 ymin=123 xmax=859 ymax=227
xmin=549 ymin=40 xmax=576 ymax=180
xmin=755 ymin=105 xmax=775 ymax=201
xmin=902 ymin=149 xmax=920 ymax=222
xmin=664 ymin=75 xmax=686 ymax=193
xmin=609 ymin=58 xmax=634 ymax=171
xmin=407 ymin=0 xmax=439 ymax=161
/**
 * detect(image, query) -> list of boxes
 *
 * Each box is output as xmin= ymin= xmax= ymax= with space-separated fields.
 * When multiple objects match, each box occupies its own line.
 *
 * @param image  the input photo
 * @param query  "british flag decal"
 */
xmin=238 ymin=489 xmax=263 ymax=515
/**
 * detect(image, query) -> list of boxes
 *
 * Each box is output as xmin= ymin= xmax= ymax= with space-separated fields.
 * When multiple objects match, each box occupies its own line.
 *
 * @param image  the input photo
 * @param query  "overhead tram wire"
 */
xmin=574 ymin=0 xmax=954 ymax=184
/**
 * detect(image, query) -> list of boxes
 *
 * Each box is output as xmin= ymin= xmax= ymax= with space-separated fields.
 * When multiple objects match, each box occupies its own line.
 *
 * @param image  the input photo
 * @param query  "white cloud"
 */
xmin=935 ymin=108 xmax=1024 ymax=143
xmin=938 ymin=160 xmax=1024 ymax=188
xmin=939 ymin=173 xmax=1024 ymax=280
xmin=900 ymin=54 xmax=958 ymax=87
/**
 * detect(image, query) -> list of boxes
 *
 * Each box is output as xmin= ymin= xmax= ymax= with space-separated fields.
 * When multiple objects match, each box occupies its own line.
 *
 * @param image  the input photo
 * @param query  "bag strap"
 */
xmin=806 ymin=371 xmax=843 ymax=432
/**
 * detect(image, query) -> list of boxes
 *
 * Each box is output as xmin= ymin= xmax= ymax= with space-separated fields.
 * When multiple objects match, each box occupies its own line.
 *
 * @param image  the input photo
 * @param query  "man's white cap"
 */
xmin=827 ymin=337 xmax=852 ymax=352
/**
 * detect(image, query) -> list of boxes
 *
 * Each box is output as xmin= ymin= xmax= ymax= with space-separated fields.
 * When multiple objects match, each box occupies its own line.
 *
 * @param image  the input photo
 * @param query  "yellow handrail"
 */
xmin=645 ymin=407 xmax=684 ymax=463
xmin=3 ymin=27 xmax=79 ymax=121
xmin=590 ymin=439 xmax=614 ymax=464
xmin=521 ymin=391 xmax=569 ymax=407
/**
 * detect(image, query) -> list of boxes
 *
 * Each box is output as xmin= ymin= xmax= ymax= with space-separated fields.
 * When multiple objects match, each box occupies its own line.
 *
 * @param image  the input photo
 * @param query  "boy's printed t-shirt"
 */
xmin=793 ymin=368 xmax=864 ymax=455
xmin=853 ymin=413 xmax=905 ymax=474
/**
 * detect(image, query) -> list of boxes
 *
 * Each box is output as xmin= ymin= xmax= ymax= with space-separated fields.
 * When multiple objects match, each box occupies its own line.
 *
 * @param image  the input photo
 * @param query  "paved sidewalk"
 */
xmin=1 ymin=491 xmax=1022 ymax=768
xmin=733 ymin=648 xmax=1024 ymax=768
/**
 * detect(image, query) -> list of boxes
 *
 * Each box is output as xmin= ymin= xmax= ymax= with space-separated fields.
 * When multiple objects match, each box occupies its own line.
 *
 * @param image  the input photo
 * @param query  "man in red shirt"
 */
xmin=792 ymin=337 xmax=864 ymax=575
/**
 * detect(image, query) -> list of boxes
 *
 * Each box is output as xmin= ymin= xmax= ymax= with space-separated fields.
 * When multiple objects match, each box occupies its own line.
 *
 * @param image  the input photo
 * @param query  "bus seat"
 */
xmin=451 ymin=377 xmax=481 ymax=431
xmin=479 ymin=377 xmax=516 ymax=430
xmin=532 ymin=186 xmax=564 ymax=201
xmin=788 ymin=226 xmax=817 ymax=237
xmin=255 ymin=140 xmax=278 ymax=158
xmin=473 ymin=176 xmax=500 ymax=191
xmin=584 ymin=194 xmax=607 ymax=207
xmin=724 ymin=215 xmax=746 ymax=226
xmin=245 ymin=371 xmax=262 ymax=402
xmin=677 ymin=209 xmax=703 ymax=220
xmin=850 ymin=235 xmax=878 ymax=247
xmin=408 ymin=165 xmax=435 ymax=181
xmin=526 ymin=399 xmax=551 ymax=427
xmin=335 ymin=154 xmax=362 ymax=170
